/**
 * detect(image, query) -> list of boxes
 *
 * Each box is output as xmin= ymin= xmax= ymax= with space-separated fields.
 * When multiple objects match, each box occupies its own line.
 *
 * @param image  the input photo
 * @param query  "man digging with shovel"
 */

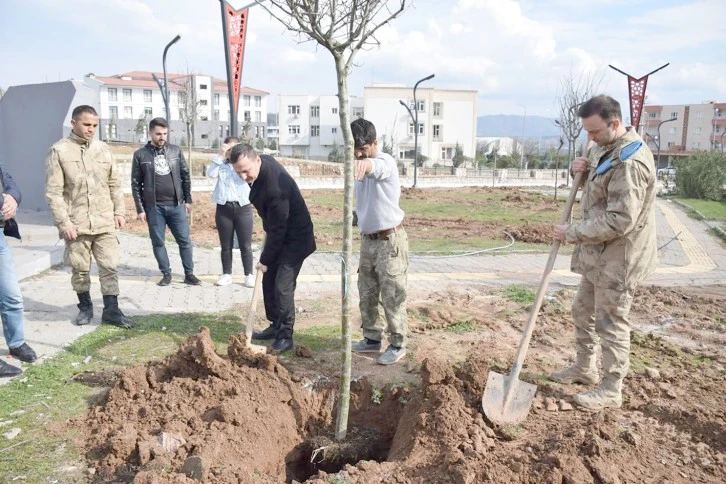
xmin=551 ymin=95 xmax=657 ymax=410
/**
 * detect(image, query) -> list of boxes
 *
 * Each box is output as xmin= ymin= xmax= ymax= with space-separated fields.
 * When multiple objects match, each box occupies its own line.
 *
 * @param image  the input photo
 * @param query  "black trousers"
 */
xmin=215 ymin=202 xmax=254 ymax=275
xmin=263 ymin=259 xmax=305 ymax=339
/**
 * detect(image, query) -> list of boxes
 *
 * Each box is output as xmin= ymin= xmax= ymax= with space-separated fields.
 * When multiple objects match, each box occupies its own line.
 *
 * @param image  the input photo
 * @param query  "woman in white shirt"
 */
xmin=207 ymin=137 xmax=255 ymax=287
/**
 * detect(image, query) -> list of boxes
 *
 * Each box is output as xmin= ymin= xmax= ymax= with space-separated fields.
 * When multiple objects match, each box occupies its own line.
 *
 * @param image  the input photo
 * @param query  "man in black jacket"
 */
xmin=228 ymin=144 xmax=316 ymax=352
xmin=131 ymin=118 xmax=200 ymax=286
xmin=0 ymin=162 xmax=38 ymax=377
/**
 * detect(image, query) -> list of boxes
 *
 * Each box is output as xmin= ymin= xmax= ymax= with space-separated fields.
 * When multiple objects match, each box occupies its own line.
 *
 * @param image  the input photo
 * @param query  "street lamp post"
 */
xmin=518 ymin=104 xmax=526 ymax=176
xmin=651 ymin=116 xmax=678 ymax=168
xmin=152 ymin=35 xmax=181 ymax=122
xmin=401 ymin=74 xmax=435 ymax=188
xmin=720 ymin=130 xmax=725 ymax=157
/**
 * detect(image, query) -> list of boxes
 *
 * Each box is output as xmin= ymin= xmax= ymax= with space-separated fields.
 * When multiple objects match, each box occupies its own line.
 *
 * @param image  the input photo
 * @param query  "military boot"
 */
xmin=549 ymin=351 xmax=599 ymax=385
xmin=101 ymin=295 xmax=135 ymax=329
xmin=573 ymin=376 xmax=622 ymax=410
xmin=74 ymin=292 xmax=93 ymax=326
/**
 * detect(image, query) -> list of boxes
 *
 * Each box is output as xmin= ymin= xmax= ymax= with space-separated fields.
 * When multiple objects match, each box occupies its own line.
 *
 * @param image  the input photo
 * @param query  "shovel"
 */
xmin=245 ymin=268 xmax=268 ymax=354
xmin=482 ymin=143 xmax=592 ymax=426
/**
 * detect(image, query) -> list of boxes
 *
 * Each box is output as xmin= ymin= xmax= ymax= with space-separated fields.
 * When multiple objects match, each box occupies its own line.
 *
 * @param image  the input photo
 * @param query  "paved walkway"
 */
xmin=2 ymin=199 xmax=725 ymax=379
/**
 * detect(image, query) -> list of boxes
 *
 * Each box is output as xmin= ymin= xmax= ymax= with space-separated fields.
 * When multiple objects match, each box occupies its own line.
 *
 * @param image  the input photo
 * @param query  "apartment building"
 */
xmin=84 ymin=71 xmax=269 ymax=147
xmin=364 ymin=85 xmax=478 ymax=166
xmin=277 ymin=95 xmax=364 ymax=159
xmin=642 ymin=101 xmax=725 ymax=167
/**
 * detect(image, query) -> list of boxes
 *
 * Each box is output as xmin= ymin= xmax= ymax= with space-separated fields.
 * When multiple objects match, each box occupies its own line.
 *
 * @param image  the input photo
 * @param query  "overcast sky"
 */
xmin=1 ymin=0 xmax=724 ymax=118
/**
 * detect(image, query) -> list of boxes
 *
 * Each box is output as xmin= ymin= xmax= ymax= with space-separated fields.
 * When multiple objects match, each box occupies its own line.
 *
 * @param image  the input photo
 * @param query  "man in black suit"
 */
xmin=228 ymin=144 xmax=316 ymax=352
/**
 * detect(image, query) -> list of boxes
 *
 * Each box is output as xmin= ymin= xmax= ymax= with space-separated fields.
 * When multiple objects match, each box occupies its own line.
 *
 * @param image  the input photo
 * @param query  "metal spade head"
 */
xmin=481 ymin=371 xmax=537 ymax=426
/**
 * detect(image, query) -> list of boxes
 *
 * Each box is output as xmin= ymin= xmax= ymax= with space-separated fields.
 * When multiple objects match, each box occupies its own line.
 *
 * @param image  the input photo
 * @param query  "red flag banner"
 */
xmin=628 ymin=76 xmax=649 ymax=131
xmin=224 ymin=3 xmax=249 ymax=113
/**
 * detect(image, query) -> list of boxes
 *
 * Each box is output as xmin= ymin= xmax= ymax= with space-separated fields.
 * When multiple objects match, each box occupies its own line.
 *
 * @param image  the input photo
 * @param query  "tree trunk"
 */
xmin=333 ymin=54 xmax=354 ymax=442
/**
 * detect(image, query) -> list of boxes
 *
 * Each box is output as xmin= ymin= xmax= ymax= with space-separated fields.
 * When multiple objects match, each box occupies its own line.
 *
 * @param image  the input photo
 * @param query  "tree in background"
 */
xmin=452 ymin=142 xmax=465 ymax=168
xmin=177 ymin=68 xmax=202 ymax=165
xmin=673 ymin=151 xmax=726 ymax=200
xmin=328 ymin=141 xmax=345 ymax=163
xmin=257 ymin=0 xmax=410 ymax=440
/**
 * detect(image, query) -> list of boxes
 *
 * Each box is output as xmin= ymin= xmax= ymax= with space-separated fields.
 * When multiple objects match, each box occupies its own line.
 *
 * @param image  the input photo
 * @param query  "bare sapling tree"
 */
xmin=177 ymin=67 xmax=203 ymax=226
xmin=554 ymin=66 xmax=604 ymax=185
xmin=255 ymin=0 xmax=410 ymax=440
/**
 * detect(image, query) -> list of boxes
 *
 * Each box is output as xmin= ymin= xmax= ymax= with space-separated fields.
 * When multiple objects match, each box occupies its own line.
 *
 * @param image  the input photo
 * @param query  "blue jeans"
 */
xmin=146 ymin=204 xmax=194 ymax=275
xmin=0 ymin=231 xmax=25 ymax=348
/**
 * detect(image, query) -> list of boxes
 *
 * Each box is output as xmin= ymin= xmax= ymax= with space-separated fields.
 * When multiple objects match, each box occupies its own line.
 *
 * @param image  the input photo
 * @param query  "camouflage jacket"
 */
xmin=45 ymin=132 xmax=125 ymax=236
xmin=566 ymin=127 xmax=657 ymax=290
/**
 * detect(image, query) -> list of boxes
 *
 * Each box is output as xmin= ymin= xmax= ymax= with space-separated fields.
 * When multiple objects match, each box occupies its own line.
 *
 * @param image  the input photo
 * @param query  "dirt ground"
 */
xmin=74 ymin=283 xmax=725 ymax=483
xmin=121 ymin=187 xmax=561 ymax=247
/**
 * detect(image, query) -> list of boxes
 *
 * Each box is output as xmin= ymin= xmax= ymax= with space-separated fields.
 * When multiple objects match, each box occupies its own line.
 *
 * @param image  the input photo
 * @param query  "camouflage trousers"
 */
xmin=572 ymin=276 xmax=635 ymax=383
xmin=64 ymin=232 xmax=120 ymax=295
xmin=358 ymin=228 xmax=409 ymax=348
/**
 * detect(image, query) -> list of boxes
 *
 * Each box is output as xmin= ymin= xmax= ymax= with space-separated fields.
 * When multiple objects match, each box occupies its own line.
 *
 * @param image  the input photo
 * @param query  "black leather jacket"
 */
xmin=131 ymin=143 xmax=192 ymax=213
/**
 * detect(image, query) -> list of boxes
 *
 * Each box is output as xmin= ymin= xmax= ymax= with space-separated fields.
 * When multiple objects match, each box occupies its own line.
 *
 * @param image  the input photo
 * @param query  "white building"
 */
xmin=277 ymin=95 xmax=364 ymax=159
xmin=363 ymin=85 xmax=478 ymax=166
xmin=85 ymin=71 xmax=269 ymax=147
xmin=476 ymin=137 xmax=521 ymax=156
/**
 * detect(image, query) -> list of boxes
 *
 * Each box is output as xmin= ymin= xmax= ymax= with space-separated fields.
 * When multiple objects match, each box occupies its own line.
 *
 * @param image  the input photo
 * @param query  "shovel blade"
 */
xmin=481 ymin=371 xmax=537 ymax=426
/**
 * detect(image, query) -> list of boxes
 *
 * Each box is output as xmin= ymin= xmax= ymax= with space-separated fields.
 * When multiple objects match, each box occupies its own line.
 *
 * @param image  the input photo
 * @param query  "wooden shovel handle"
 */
xmin=508 ymin=142 xmax=593 ymax=380
xmin=245 ymin=268 xmax=263 ymax=340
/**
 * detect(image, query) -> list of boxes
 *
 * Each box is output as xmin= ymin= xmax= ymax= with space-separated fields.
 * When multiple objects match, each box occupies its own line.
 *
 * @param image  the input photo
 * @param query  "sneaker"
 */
xmin=184 ymin=274 xmax=202 ymax=286
xmin=351 ymin=338 xmax=382 ymax=353
xmin=9 ymin=343 xmax=37 ymax=363
xmin=244 ymin=274 xmax=256 ymax=288
xmin=377 ymin=345 xmax=406 ymax=365
xmin=158 ymin=273 xmax=172 ymax=286
xmin=216 ymin=274 xmax=233 ymax=286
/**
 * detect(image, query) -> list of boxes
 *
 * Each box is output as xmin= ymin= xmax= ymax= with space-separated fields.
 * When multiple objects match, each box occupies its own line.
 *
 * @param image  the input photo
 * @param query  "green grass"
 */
xmin=676 ymin=198 xmax=726 ymax=221
xmin=504 ymin=284 xmax=536 ymax=305
xmin=0 ymin=312 xmax=244 ymax=482
xmin=292 ymin=325 xmax=346 ymax=352
xmin=446 ymin=320 xmax=476 ymax=334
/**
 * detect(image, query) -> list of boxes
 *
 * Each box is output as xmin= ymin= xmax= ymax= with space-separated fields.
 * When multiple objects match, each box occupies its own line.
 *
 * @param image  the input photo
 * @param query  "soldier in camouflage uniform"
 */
xmin=45 ymin=105 xmax=134 ymax=328
xmin=349 ymin=118 xmax=409 ymax=366
xmin=551 ymin=95 xmax=657 ymax=410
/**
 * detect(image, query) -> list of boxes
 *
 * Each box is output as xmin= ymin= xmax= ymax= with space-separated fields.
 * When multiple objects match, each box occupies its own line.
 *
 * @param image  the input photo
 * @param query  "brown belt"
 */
xmin=363 ymin=224 xmax=404 ymax=240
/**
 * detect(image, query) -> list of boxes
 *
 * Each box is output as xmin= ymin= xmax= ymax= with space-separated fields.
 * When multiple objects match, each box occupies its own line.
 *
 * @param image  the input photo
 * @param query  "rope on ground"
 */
xmin=411 ymin=231 xmax=516 ymax=259
xmin=658 ymin=231 xmax=682 ymax=251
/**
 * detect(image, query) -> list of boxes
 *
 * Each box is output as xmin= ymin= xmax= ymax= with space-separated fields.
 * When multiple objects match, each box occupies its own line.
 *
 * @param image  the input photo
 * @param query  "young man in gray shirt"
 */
xmin=350 ymin=118 xmax=409 ymax=365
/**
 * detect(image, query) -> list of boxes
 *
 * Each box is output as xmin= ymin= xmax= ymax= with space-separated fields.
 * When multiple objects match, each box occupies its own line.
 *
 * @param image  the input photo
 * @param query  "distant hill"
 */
xmin=477 ymin=115 xmax=562 ymax=138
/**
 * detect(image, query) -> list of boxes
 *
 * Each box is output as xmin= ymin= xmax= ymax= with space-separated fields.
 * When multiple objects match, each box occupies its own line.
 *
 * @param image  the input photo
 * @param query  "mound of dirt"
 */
xmin=504 ymin=223 xmax=553 ymax=244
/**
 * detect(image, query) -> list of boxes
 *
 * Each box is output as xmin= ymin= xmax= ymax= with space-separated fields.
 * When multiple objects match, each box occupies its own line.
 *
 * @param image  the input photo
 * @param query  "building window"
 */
xmin=668 ymin=127 xmax=677 ymax=134
xmin=200 ymin=84 xmax=208 ymax=90
xmin=244 ymin=95 xmax=251 ymax=107
xmin=178 ymin=91 xmax=187 ymax=106
xmin=109 ymin=106 xmax=118 ymax=119
xmin=200 ymin=99 xmax=208 ymax=106
xmin=288 ymin=125 xmax=300 ymax=135
xmin=144 ymin=107 xmax=152 ymax=116
xmin=352 ymin=107 xmax=364 ymax=119
xmin=310 ymin=105 xmax=320 ymax=117
xmin=691 ymin=141 xmax=700 ymax=149
xmin=108 ymin=88 xmax=118 ymax=101
xmin=332 ymin=107 xmax=338 ymax=114
xmin=288 ymin=105 xmax=300 ymax=115
xmin=410 ymin=100 xmax=425 ymax=112
xmin=433 ymin=125 xmax=441 ymax=140
xmin=693 ymin=127 xmax=702 ymax=134
xmin=332 ymin=127 xmax=338 ymax=134
xmin=441 ymin=146 xmax=454 ymax=159
xmin=667 ymin=142 xmax=675 ymax=148
xmin=670 ymin=112 xmax=677 ymax=119
xmin=648 ymin=111 xmax=657 ymax=119
xmin=213 ymin=110 xmax=219 ymax=121
xmin=214 ymin=93 xmax=220 ymax=105
xmin=255 ymin=111 xmax=262 ymax=122
xmin=123 ymin=89 xmax=132 ymax=102
xmin=124 ymin=106 xmax=133 ymax=119
xmin=695 ymin=111 xmax=703 ymax=118
xmin=200 ymin=116 xmax=208 ymax=121
xmin=311 ymin=125 xmax=320 ymax=137
xmin=433 ymin=102 xmax=442 ymax=117
xmin=105 ymin=123 xmax=117 ymax=140
xmin=201 ymin=134 xmax=208 ymax=140
xmin=408 ymin=123 xmax=425 ymax=136
xmin=219 ymin=125 xmax=225 ymax=138
xmin=254 ymin=96 xmax=261 ymax=107
xmin=244 ymin=111 xmax=251 ymax=122
xmin=143 ymin=90 xmax=152 ymax=102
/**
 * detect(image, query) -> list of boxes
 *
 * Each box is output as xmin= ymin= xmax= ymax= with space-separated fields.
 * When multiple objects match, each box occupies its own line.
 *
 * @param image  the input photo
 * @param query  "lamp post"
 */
xmin=400 ymin=74 xmax=435 ymax=188
xmin=720 ymin=129 xmax=725 ymax=157
xmin=653 ymin=116 xmax=678 ymax=168
xmin=152 ymin=35 xmax=181 ymax=122
xmin=518 ymin=104 xmax=526 ymax=176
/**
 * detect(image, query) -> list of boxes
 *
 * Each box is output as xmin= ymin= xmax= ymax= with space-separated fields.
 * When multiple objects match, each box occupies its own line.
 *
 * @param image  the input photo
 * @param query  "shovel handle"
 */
xmin=508 ymin=142 xmax=593 ymax=380
xmin=245 ymin=268 xmax=264 ymax=340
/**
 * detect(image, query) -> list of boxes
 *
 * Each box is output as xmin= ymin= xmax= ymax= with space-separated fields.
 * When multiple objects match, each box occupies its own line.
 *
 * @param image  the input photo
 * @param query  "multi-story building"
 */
xmin=364 ymin=85 xmax=478 ymax=166
xmin=84 ymin=71 xmax=269 ymax=148
xmin=276 ymin=95 xmax=364 ymax=159
xmin=642 ymin=101 xmax=725 ymax=167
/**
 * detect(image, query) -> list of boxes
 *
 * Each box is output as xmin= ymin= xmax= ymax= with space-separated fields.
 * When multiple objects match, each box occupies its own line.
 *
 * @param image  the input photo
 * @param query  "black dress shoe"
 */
xmin=0 ymin=360 xmax=22 ymax=377
xmin=158 ymin=274 xmax=172 ymax=286
xmin=271 ymin=338 xmax=293 ymax=352
xmin=184 ymin=274 xmax=202 ymax=286
xmin=9 ymin=343 xmax=37 ymax=363
xmin=252 ymin=325 xmax=278 ymax=340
